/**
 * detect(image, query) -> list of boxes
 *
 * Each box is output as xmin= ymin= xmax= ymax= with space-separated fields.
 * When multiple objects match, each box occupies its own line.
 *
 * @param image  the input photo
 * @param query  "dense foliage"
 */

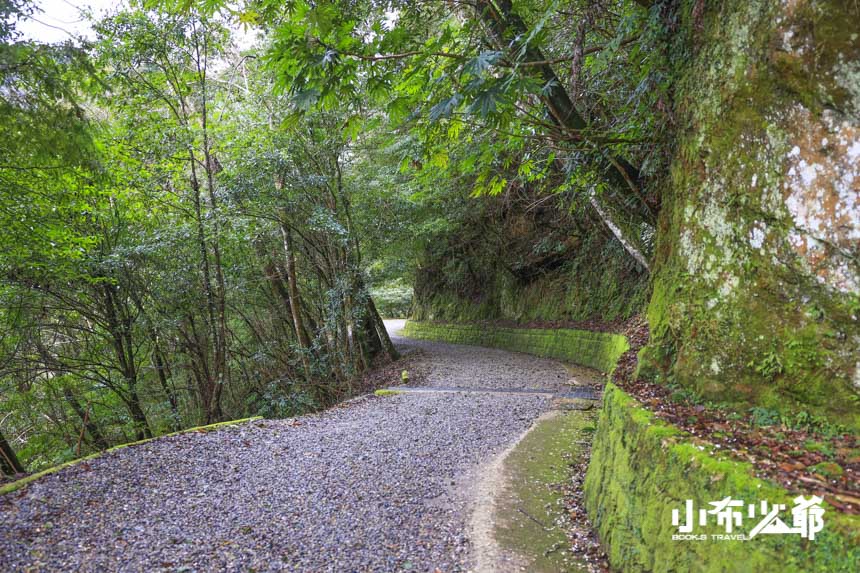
xmin=0 ymin=1 xmax=413 ymax=473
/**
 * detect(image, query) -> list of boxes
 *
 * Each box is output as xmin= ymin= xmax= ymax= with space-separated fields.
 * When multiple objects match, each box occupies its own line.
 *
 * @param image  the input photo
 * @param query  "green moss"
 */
xmin=584 ymin=384 xmax=860 ymax=572
xmin=413 ymin=226 xmax=649 ymax=326
xmin=374 ymin=389 xmax=403 ymax=397
xmin=641 ymin=0 xmax=860 ymax=431
xmin=804 ymin=440 xmax=835 ymax=458
xmin=0 ymin=416 xmax=263 ymax=496
xmin=403 ymin=321 xmax=628 ymax=373
xmin=495 ymin=410 xmax=598 ymax=572
xmin=810 ymin=462 xmax=843 ymax=479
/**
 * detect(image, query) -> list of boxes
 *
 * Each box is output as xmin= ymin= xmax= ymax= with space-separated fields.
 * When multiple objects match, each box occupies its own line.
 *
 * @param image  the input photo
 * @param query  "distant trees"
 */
xmin=223 ymin=103 xmax=401 ymax=391
xmin=94 ymin=9 xmax=237 ymax=425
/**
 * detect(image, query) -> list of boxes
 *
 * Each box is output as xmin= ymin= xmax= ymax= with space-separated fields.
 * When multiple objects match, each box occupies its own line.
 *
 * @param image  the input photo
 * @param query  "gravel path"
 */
xmin=0 ymin=321 xmax=580 ymax=572
xmin=386 ymin=319 xmax=592 ymax=393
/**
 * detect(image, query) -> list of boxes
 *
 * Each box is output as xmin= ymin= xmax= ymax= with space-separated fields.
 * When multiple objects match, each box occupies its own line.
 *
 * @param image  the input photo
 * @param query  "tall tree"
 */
xmin=94 ymin=9 xmax=233 ymax=423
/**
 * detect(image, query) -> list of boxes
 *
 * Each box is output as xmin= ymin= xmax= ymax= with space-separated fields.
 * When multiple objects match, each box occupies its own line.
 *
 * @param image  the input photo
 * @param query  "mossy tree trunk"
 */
xmin=0 ymin=430 xmax=24 ymax=476
xmin=639 ymin=0 xmax=860 ymax=429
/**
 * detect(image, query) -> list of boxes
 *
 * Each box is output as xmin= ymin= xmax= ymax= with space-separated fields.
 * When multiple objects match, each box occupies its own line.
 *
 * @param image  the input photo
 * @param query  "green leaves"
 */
xmin=293 ymin=88 xmax=320 ymax=110
xmin=462 ymin=50 xmax=502 ymax=76
xmin=428 ymin=93 xmax=462 ymax=121
xmin=466 ymin=87 xmax=502 ymax=118
xmin=0 ymin=19 xmax=109 ymax=281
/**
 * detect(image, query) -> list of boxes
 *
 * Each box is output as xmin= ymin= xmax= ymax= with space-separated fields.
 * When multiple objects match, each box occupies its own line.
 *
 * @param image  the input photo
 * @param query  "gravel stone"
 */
xmin=387 ymin=319 xmax=578 ymax=393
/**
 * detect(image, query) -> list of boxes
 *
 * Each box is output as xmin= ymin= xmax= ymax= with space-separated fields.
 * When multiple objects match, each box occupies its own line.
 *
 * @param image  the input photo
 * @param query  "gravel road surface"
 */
xmin=387 ymin=320 xmax=581 ymax=393
xmin=0 ymin=320 xmax=576 ymax=572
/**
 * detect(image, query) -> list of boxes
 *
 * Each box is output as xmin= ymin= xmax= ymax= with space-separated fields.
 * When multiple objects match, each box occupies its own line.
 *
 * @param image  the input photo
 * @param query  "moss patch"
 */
xmin=584 ymin=384 xmax=860 ymax=572
xmin=403 ymin=321 xmax=628 ymax=373
xmin=494 ymin=409 xmax=599 ymax=572
xmin=373 ymin=389 xmax=403 ymax=397
xmin=810 ymin=462 xmax=844 ymax=479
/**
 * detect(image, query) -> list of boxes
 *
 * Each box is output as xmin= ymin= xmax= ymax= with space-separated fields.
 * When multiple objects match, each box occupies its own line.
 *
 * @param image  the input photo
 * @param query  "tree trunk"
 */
xmin=367 ymin=294 xmax=399 ymax=361
xmin=0 ymin=430 xmax=25 ymax=476
xmin=152 ymin=339 xmax=182 ymax=431
xmin=181 ymin=312 xmax=221 ymax=425
xmin=125 ymin=279 xmax=183 ymax=431
xmin=125 ymin=388 xmax=151 ymax=441
xmin=261 ymin=256 xmax=299 ymax=340
xmin=188 ymin=154 xmax=223 ymax=424
xmin=101 ymin=284 xmax=152 ymax=440
xmin=590 ymin=194 xmax=651 ymax=271
xmin=280 ymin=220 xmax=313 ymax=377
xmin=198 ymin=39 xmax=229 ymax=424
xmin=63 ymin=387 xmax=110 ymax=450
xmin=358 ymin=298 xmax=382 ymax=366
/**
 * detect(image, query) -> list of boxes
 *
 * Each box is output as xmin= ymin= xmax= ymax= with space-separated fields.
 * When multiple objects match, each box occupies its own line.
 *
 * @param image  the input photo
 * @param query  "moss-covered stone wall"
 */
xmin=402 ymin=321 xmax=628 ymax=373
xmin=584 ymin=383 xmax=860 ymax=572
xmin=640 ymin=0 xmax=860 ymax=429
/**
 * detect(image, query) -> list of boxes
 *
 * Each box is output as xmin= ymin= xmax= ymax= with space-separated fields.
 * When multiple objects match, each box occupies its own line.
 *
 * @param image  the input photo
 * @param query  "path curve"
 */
xmin=0 ymin=320 xmax=589 ymax=572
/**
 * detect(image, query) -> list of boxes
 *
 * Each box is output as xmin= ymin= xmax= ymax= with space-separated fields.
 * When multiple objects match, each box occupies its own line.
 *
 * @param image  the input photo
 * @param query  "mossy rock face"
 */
xmin=411 ymin=208 xmax=649 ymax=327
xmin=584 ymin=384 xmax=860 ymax=572
xmin=641 ymin=0 xmax=860 ymax=430
xmin=402 ymin=321 xmax=628 ymax=373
